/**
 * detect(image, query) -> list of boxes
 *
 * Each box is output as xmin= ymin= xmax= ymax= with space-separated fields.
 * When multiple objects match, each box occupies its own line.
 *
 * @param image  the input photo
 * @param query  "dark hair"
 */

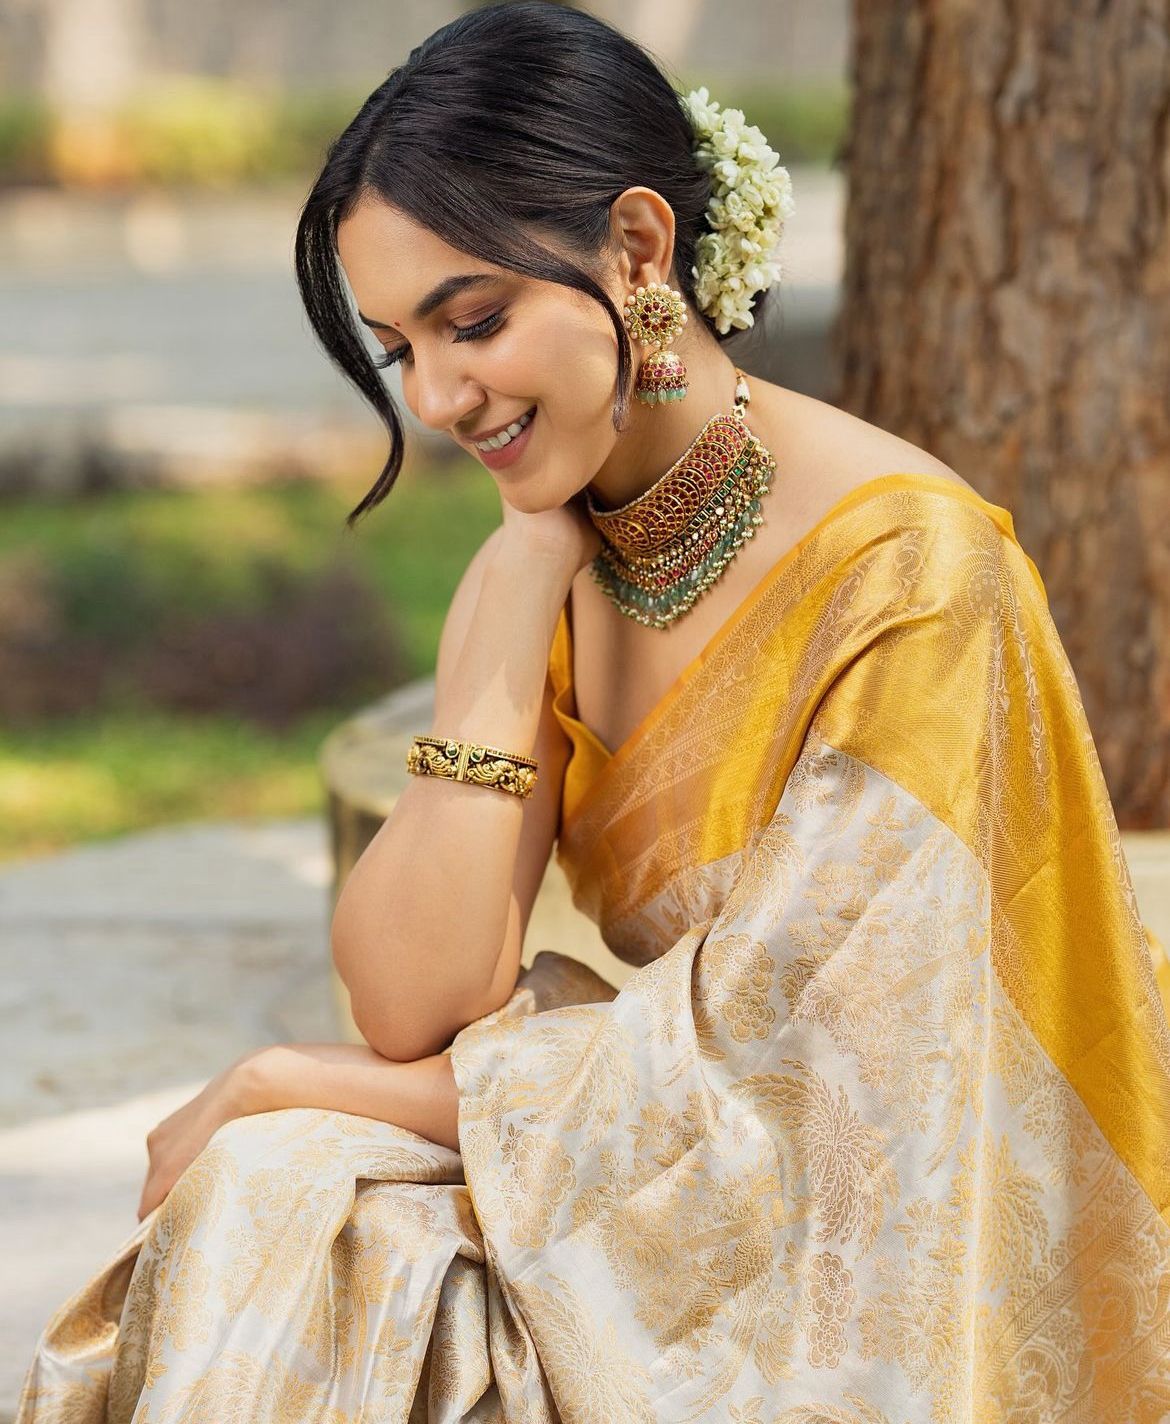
xmin=294 ymin=1 xmax=727 ymax=525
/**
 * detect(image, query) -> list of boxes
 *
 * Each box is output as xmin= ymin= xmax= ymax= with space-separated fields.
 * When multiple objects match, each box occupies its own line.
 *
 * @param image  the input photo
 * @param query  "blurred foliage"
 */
xmin=0 ymin=96 xmax=52 ymax=184
xmin=716 ymin=79 xmax=849 ymax=168
xmin=0 ymin=82 xmax=366 ymax=189
xmin=0 ymin=76 xmax=847 ymax=188
xmin=0 ymin=463 xmax=502 ymax=860
xmin=0 ymin=710 xmax=338 ymax=860
xmin=120 ymin=79 xmax=281 ymax=187
xmin=120 ymin=79 xmax=371 ymax=186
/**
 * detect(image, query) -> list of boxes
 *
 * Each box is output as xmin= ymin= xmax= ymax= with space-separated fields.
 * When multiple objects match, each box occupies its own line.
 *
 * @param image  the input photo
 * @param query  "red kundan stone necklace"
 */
xmin=584 ymin=368 xmax=776 ymax=628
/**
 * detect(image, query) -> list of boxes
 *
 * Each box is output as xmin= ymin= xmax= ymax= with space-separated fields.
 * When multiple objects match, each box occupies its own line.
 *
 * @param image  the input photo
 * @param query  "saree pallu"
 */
xmin=16 ymin=471 xmax=1170 ymax=1422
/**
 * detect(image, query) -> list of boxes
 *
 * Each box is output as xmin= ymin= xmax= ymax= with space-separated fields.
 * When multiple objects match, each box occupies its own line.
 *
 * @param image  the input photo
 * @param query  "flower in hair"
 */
xmin=684 ymin=86 xmax=796 ymax=334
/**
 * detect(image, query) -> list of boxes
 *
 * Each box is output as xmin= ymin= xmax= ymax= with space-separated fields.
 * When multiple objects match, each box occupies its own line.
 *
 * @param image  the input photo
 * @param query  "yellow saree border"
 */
xmin=549 ymin=471 xmax=1031 ymax=836
xmin=550 ymin=475 xmax=1170 ymax=1230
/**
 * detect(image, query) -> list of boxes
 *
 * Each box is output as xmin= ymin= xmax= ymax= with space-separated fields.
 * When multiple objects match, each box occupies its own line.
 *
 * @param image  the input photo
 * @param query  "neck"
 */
xmin=586 ymin=336 xmax=741 ymax=510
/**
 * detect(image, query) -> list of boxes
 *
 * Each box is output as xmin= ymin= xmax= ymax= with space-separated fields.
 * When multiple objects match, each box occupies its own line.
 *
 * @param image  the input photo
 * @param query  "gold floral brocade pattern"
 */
xmin=453 ymin=741 xmax=1170 ymax=1419
xmin=16 ymin=473 xmax=1170 ymax=1422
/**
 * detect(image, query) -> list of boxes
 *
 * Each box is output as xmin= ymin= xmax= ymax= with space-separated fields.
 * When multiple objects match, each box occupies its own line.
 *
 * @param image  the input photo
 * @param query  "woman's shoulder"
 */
xmin=749 ymin=382 xmax=1049 ymax=621
xmin=748 ymin=379 xmax=977 ymax=530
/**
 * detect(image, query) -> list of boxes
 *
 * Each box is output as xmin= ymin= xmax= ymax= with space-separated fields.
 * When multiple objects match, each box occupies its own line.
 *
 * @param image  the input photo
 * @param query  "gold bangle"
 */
xmin=405 ymin=733 xmax=539 ymax=799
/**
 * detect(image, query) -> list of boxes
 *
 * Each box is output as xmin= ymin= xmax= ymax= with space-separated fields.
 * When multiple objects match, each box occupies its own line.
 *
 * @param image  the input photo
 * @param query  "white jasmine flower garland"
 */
xmin=684 ymin=86 xmax=796 ymax=334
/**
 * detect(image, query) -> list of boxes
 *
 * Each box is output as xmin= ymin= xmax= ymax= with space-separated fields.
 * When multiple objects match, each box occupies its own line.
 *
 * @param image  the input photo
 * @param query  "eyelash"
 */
xmin=373 ymin=311 xmax=506 ymax=369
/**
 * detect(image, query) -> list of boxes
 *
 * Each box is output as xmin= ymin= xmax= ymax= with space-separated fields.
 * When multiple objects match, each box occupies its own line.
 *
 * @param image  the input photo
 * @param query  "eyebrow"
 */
xmin=357 ymin=273 xmax=497 ymax=330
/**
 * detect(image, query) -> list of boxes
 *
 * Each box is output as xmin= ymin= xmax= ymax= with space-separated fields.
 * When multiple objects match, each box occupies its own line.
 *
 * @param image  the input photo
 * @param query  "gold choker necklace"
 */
xmin=585 ymin=369 xmax=776 ymax=628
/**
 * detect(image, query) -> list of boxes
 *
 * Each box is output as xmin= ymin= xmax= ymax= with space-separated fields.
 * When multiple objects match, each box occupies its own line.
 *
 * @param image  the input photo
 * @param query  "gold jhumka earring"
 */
xmin=622 ymin=281 xmax=689 ymax=405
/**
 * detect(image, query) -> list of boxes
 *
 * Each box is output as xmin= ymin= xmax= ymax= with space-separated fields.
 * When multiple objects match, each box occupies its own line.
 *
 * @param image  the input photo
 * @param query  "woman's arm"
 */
xmin=331 ymin=532 xmax=577 ymax=1062
xmin=137 ymin=1043 xmax=461 ymax=1220
xmin=244 ymin=1041 xmax=460 ymax=1151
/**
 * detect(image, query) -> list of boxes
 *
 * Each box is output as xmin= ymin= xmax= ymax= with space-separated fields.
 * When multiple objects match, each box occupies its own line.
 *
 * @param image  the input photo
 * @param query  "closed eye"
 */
xmin=373 ymin=310 xmax=507 ymax=369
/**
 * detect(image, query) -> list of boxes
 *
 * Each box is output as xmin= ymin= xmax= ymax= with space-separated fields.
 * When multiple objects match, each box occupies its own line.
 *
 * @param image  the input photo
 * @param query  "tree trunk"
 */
xmin=835 ymin=0 xmax=1170 ymax=827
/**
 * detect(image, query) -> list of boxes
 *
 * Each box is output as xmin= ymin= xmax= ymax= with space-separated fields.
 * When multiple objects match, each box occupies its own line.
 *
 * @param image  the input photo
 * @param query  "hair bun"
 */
xmin=684 ymin=87 xmax=796 ymax=335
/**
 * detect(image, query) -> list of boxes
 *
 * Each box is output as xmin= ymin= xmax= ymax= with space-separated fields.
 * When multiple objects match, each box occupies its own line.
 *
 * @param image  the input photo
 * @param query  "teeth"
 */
xmin=475 ymin=408 xmax=534 ymax=452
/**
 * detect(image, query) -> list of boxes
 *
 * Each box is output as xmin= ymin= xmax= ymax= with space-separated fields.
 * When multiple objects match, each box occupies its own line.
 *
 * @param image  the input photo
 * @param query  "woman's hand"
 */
xmin=498 ymin=488 xmax=602 ymax=575
xmin=136 ymin=1050 xmax=265 ymax=1222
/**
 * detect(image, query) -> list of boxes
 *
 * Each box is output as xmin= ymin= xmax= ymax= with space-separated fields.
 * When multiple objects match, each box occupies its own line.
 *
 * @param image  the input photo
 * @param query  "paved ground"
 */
xmin=0 ymin=818 xmax=337 ymax=1417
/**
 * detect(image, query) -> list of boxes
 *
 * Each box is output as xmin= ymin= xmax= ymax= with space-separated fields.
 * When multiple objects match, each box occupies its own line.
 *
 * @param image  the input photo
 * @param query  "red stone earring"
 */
xmin=622 ymin=282 xmax=689 ymax=405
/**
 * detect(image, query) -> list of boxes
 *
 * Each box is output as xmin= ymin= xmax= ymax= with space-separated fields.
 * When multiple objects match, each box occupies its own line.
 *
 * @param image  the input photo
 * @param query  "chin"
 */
xmin=499 ymin=479 xmax=576 ymax=516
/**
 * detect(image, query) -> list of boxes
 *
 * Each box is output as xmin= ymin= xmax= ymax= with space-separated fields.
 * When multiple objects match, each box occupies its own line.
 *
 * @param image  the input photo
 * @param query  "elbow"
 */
xmin=331 ymin=914 xmax=403 ymax=1058
xmin=352 ymin=1018 xmax=426 ymax=1064
xmin=350 ymin=999 xmax=462 ymax=1063
xmin=330 ymin=883 xmax=512 ymax=1060
xmin=357 ymin=979 xmax=503 ymax=1062
xmin=332 ymin=926 xmax=490 ymax=1064
xmin=331 ymin=933 xmax=405 ymax=1060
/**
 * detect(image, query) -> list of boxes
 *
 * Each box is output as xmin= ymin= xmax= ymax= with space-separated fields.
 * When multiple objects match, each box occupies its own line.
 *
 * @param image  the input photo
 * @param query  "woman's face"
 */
xmin=335 ymin=194 xmax=629 ymax=513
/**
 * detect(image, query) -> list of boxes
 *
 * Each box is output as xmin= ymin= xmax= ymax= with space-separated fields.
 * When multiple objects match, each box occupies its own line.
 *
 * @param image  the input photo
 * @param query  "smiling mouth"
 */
xmin=471 ymin=406 xmax=536 ymax=452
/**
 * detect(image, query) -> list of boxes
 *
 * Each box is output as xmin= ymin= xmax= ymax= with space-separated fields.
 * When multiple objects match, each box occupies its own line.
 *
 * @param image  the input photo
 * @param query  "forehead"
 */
xmin=335 ymin=196 xmax=495 ymax=319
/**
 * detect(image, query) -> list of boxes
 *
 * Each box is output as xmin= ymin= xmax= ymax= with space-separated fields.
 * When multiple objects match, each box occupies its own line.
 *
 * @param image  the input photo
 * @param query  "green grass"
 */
xmin=0 ymin=461 xmax=502 ymax=862
xmin=0 ymin=710 xmax=339 ymax=860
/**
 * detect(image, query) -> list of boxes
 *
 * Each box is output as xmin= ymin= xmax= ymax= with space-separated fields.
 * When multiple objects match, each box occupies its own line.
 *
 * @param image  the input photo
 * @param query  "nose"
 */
xmin=407 ymin=348 xmax=484 ymax=435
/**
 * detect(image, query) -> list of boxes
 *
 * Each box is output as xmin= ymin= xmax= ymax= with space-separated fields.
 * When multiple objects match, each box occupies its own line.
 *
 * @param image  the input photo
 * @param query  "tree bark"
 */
xmin=836 ymin=0 xmax=1170 ymax=827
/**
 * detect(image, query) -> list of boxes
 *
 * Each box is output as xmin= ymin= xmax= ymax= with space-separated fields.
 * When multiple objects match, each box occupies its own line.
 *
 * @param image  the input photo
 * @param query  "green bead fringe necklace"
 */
xmin=584 ymin=369 xmax=776 ymax=629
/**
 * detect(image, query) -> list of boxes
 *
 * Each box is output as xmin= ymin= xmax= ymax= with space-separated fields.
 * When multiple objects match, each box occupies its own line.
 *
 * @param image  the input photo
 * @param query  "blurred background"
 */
xmin=0 ymin=0 xmax=848 ymax=860
xmin=5 ymin=1 xmax=1170 ymax=1407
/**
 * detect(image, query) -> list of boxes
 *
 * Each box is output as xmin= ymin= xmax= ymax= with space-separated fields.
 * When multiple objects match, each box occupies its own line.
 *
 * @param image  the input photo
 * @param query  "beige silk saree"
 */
xmin=17 ymin=471 xmax=1170 ymax=1422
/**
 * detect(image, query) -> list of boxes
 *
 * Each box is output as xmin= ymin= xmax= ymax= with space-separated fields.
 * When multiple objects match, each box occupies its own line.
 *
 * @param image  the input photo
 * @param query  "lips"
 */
xmin=468 ymin=405 xmax=537 ymax=452
xmin=474 ymin=406 xmax=537 ymax=470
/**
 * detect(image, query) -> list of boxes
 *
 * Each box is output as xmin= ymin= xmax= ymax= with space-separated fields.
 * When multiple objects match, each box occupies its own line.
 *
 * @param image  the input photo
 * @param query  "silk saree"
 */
xmin=16 ymin=471 xmax=1170 ymax=1422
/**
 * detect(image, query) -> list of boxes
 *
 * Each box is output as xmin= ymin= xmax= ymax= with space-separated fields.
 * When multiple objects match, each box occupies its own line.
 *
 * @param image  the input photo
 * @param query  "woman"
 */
xmin=17 ymin=4 xmax=1170 ymax=1420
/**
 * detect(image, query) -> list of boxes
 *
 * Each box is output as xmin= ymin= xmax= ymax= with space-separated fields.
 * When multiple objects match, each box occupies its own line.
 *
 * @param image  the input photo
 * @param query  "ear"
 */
xmin=607 ymin=186 xmax=677 ymax=292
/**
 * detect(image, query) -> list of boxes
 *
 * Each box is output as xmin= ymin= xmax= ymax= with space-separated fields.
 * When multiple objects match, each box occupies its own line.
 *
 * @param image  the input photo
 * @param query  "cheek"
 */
xmin=515 ymin=309 xmax=619 ymax=432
